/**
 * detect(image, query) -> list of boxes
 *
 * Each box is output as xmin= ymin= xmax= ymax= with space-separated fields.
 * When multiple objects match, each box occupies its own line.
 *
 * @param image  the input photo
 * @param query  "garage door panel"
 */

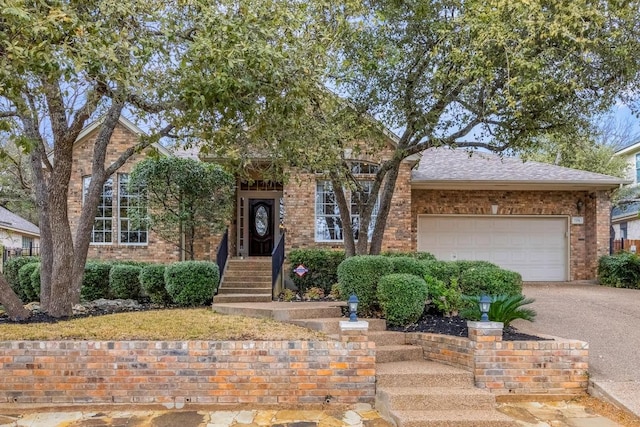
xmin=417 ymin=216 xmax=568 ymax=281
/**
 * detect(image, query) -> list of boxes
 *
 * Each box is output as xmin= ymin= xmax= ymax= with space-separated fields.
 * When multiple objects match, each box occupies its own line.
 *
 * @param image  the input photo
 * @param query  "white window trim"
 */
xmin=117 ymin=173 xmax=148 ymax=246
xmin=83 ymin=176 xmax=114 ymax=246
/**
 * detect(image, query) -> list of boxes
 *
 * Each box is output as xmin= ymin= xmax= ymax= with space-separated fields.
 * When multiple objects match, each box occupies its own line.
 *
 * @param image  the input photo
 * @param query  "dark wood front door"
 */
xmin=249 ymin=199 xmax=274 ymax=256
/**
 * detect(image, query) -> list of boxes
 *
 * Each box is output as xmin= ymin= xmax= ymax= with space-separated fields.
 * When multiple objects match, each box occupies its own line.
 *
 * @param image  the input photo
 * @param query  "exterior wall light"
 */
xmin=348 ymin=294 xmax=359 ymax=322
xmin=479 ymin=295 xmax=492 ymax=322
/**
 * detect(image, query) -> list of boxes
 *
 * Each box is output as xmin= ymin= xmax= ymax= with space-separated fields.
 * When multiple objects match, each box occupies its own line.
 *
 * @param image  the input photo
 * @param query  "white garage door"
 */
xmin=417 ymin=216 xmax=568 ymax=281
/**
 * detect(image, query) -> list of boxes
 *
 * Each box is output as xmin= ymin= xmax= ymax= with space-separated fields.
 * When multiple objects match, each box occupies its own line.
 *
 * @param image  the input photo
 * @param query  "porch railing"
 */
xmin=2 ymin=245 xmax=40 ymax=268
xmin=272 ymin=232 xmax=285 ymax=292
xmin=215 ymin=229 xmax=229 ymax=290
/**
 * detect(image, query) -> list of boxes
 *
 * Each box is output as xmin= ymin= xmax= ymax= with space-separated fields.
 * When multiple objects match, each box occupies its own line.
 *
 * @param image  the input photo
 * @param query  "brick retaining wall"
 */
xmin=0 ymin=338 xmax=375 ymax=407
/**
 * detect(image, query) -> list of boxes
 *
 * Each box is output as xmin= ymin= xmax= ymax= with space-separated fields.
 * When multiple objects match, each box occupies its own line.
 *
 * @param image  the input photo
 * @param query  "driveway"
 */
xmin=513 ymin=282 xmax=640 ymax=417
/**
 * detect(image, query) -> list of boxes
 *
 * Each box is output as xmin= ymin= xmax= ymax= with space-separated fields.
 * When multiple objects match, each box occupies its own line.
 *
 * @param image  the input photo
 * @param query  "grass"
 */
xmin=0 ymin=308 xmax=327 ymax=341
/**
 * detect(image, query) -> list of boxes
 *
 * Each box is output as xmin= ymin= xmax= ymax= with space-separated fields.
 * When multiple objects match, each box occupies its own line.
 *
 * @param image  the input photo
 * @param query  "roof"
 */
xmin=612 ymin=201 xmax=640 ymax=221
xmin=0 ymin=206 xmax=40 ymax=237
xmin=411 ymin=148 xmax=629 ymax=190
xmin=615 ymin=140 xmax=640 ymax=156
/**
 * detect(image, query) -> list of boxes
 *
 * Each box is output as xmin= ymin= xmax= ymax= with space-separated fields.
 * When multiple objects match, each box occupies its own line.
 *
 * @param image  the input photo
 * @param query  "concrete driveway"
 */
xmin=513 ymin=282 xmax=640 ymax=417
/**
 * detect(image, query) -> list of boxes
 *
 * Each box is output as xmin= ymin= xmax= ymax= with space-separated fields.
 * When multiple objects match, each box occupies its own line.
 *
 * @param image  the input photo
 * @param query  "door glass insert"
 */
xmin=255 ymin=205 xmax=269 ymax=236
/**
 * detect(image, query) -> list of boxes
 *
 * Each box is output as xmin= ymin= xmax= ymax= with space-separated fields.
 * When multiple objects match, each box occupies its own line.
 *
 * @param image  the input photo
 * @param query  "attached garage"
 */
xmin=417 ymin=215 xmax=569 ymax=281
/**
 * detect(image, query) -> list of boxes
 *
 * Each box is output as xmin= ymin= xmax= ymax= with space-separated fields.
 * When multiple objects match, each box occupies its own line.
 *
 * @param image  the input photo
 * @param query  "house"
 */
xmin=0 ymin=206 xmax=40 ymax=271
xmin=68 ymin=117 xmax=625 ymax=286
xmin=611 ymin=141 xmax=640 ymax=242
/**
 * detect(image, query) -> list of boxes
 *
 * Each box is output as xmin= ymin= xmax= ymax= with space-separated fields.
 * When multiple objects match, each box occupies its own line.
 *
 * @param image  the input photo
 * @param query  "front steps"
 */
xmin=374 ymin=332 xmax=517 ymax=427
xmin=213 ymin=258 xmax=272 ymax=303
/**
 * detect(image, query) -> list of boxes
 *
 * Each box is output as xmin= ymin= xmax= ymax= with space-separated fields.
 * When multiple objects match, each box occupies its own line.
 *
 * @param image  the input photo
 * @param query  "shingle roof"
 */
xmin=411 ymin=148 xmax=628 ymax=190
xmin=0 ymin=206 xmax=39 ymax=236
xmin=612 ymin=201 xmax=640 ymax=220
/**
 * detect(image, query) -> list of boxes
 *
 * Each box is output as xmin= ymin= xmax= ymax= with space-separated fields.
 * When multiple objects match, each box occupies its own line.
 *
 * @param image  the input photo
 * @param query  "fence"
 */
xmin=611 ymin=239 xmax=640 ymax=254
xmin=1 ymin=245 xmax=40 ymax=272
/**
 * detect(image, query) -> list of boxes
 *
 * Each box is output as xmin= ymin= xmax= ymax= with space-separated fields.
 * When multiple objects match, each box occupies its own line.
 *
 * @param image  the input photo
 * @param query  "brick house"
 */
xmin=71 ymin=117 xmax=624 ymax=284
xmin=611 ymin=141 xmax=640 ymax=243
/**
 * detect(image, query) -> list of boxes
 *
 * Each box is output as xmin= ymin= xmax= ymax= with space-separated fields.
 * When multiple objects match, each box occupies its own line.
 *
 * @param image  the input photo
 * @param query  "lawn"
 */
xmin=0 ymin=308 xmax=327 ymax=341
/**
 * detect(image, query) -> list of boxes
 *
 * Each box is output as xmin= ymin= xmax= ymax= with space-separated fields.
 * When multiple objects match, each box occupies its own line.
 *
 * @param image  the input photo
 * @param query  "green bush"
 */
xmin=455 ymin=260 xmax=500 ymax=271
xmin=377 ymin=273 xmax=428 ymax=326
xmin=337 ymin=255 xmax=394 ymax=316
xmin=30 ymin=264 xmax=41 ymax=300
xmin=4 ymin=256 xmax=40 ymax=298
xmin=81 ymin=262 xmax=113 ymax=301
xmin=598 ymin=253 xmax=640 ymax=289
xmin=17 ymin=262 xmax=40 ymax=302
xmin=422 ymin=260 xmax=461 ymax=284
xmin=288 ymin=249 xmax=345 ymax=294
xmin=382 ymin=251 xmax=436 ymax=261
xmin=389 ymin=256 xmax=431 ymax=277
xmin=425 ymin=275 xmax=464 ymax=317
xmin=461 ymin=294 xmax=536 ymax=327
xmin=165 ymin=261 xmax=219 ymax=306
xmin=458 ymin=266 xmax=522 ymax=296
xmin=109 ymin=264 xmax=143 ymax=300
xmin=140 ymin=264 xmax=170 ymax=304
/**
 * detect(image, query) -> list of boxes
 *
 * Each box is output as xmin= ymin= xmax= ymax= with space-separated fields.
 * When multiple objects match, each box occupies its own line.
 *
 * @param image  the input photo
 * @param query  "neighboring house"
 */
xmin=0 ymin=206 xmax=40 ymax=272
xmin=69 ymin=117 xmax=625 ymax=282
xmin=612 ymin=141 xmax=640 ymax=241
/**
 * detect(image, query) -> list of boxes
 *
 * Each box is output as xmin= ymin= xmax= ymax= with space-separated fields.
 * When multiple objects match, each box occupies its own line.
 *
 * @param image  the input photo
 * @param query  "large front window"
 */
xmin=635 ymin=153 xmax=640 ymax=183
xmin=118 ymin=173 xmax=147 ymax=244
xmin=83 ymin=176 xmax=113 ymax=244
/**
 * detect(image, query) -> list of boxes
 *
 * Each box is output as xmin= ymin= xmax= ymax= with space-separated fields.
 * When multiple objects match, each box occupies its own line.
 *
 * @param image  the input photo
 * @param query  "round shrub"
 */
xmin=81 ymin=262 xmax=113 ymax=301
xmin=140 ymin=264 xmax=170 ymax=304
xmin=377 ymin=273 xmax=428 ymax=326
xmin=382 ymin=251 xmax=436 ymax=261
xmin=288 ymin=249 xmax=345 ymax=294
xmin=109 ymin=264 xmax=143 ymax=300
xmin=164 ymin=261 xmax=219 ymax=306
xmin=422 ymin=260 xmax=460 ymax=284
xmin=458 ymin=266 xmax=522 ymax=296
xmin=18 ymin=262 xmax=40 ymax=302
xmin=389 ymin=256 xmax=430 ymax=277
xmin=598 ymin=253 xmax=640 ymax=289
xmin=337 ymin=255 xmax=394 ymax=316
xmin=455 ymin=260 xmax=500 ymax=271
xmin=30 ymin=264 xmax=41 ymax=300
xmin=4 ymin=256 xmax=40 ymax=297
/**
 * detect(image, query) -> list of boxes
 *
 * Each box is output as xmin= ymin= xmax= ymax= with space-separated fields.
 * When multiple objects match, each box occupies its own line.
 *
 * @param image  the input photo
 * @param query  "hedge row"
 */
xmin=598 ymin=252 xmax=640 ymax=289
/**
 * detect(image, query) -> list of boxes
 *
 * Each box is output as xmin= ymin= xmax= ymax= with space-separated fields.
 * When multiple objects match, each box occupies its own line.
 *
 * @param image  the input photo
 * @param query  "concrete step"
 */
xmin=223 ymin=271 xmax=272 ymax=280
xmin=289 ymin=318 xmax=387 ymax=334
xmin=376 ymin=386 xmax=497 ymax=411
xmin=376 ymin=361 xmax=474 ymax=388
xmin=389 ymin=410 xmax=518 ymax=427
xmin=212 ymin=294 xmax=272 ymax=303
xmin=376 ymin=345 xmax=423 ymax=363
xmin=369 ymin=331 xmax=407 ymax=347
xmin=217 ymin=287 xmax=272 ymax=295
xmin=218 ymin=280 xmax=272 ymax=289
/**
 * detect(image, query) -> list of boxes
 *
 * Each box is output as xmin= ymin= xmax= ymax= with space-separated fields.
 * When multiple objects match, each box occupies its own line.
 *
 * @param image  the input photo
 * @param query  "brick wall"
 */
xmin=407 ymin=323 xmax=589 ymax=396
xmin=0 ymin=338 xmax=375 ymax=407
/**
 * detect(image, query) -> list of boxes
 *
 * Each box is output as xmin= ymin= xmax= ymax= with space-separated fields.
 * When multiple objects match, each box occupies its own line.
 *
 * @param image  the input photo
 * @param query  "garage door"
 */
xmin=417 ymin=216 xmax=568 ymax=281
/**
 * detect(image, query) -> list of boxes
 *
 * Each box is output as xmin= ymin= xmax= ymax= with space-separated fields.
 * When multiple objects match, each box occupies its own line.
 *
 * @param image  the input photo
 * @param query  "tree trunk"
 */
xmin=0 ymin=274 xmax=31 ymax=321
xmin=369 ymin=158 xmax=401 ymax=255
xmin=331 ymin=177 xmax=356 ymax=257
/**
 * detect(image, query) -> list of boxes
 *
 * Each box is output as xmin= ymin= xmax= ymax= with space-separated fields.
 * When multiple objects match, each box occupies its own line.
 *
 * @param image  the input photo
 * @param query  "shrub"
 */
xmin=30 ymin=264 xmax=41 ymax=300
xmin=461 ymin=294 xmax=536 ymax=327
xmin=382 ymin=251 xmax=436 ymax=261
xmin=81 ymin=262 xmax=113 ymax=301
xmin=329 ymin=283 xmax=342 ymax=300
xmin=458 ymin=266 xmax=522 ymax=296
xmin=4 ymin=256 xmax=40 ymax=298
xmin=288 ymin=249 xmax=345 ymax=294
xmin=389 ymin=256 xmax=431 ymax=278
xmin=140 ymin=264 xmax=170 ymax=304
xmin=303 ymin=286 xmax=324 ymax=301
xmin=598 ymin=253 xmax=640 ymax=289
xmin=425 ymin=275 xmax=464 ymax=317
xmin=337 ymin=255 xmax=394 ymax=316
xmin=165 ymin=261 xmax=219 ymax=306
xmin=280 ymin=289 xmax=296 ymax=302
xmin=422 ymin=260 xmax=461 ymax=284
xmin=109 ymin=264 xmax=143 ymax=300
xmin=17 ymin=262 xmax=39 ymax=302
xmin=377 ymin=274 xmax=428 ymax=326
xmin=455 ymin=260 xmax=500 ymax=271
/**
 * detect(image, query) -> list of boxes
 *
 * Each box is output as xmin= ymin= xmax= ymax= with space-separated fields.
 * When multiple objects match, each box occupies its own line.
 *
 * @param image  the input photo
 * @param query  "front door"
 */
xmin=249 ymin=199 xmax=274 ymax=256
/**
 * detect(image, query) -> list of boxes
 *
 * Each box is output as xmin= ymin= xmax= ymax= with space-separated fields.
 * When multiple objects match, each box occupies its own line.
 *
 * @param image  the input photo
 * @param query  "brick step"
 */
xmin=376 ymin=386 xmax=497 ymax=411
xmin=212 ymin=294 xmax=272 ymax=303
xmin=369 ymin=331 xmax=407 ymax=347
xmin=389 ymin=410 xmax=518 ymax=427
xmin=376 ymin=361 xmax=474 ymax=388
xmin=289 ymin=318 xmax=387 ymax=334
xmin=219 ymin=279 xmax=272 ymax=288
xmin=223 ymin=271 xmax=272 ymax=279
xmin=217 ymin=287 xmax=272 ymax=295
xmin=376 ymin=345 xmax=423 ymax=363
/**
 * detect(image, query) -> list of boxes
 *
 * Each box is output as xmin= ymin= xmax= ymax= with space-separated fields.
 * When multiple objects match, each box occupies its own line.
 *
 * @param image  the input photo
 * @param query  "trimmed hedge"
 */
xmin=109 ymin=264 xmax=143 ymax=300
xmin=165 ymin=261 xmax=219 ymax=306
xmin=377 ymin=273 xmax=429 ymax=326
xmin=458 ymin=266 xmax=522 ymax=296
xmin=382 ymin=251 xmax=436 ymax=261
xmin=17 ymin=262 xmax=39 ymax=302
xmin=598 ymin=253 xmax=640 ymax=289
xmin=81 ymin=262 xmax=113 ymax=301
xmin=422 ymin=260 xmax=461 ymax=284
xmin=389 ymin=256 xmax=430 ymax=278
xmin=4 ymin=256 xmax=40 ymax=298
xmin=288 ymin=249 xmax=345 ymax=294
xmin=337 ymin=255 xmax=393 ymax=316
xmin=30 ymin=264 xmax=41 ymax=300
xmin=140 ymin=264 xmax=170 ymax=304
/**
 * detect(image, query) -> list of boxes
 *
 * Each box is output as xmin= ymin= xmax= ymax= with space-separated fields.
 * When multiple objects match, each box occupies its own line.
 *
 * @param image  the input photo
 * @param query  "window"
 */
xmin=83 ymin=176 xmax=113 ymax=244
xmin=315 ymin=165 xmax=380 ymax=242
xmin=21 ymin=236 xmax=33 ymax=250
xmin=118 ymin=173 xmax=147 ymax=244
xmin=636 ymin=153 xmax=640 ymax=183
